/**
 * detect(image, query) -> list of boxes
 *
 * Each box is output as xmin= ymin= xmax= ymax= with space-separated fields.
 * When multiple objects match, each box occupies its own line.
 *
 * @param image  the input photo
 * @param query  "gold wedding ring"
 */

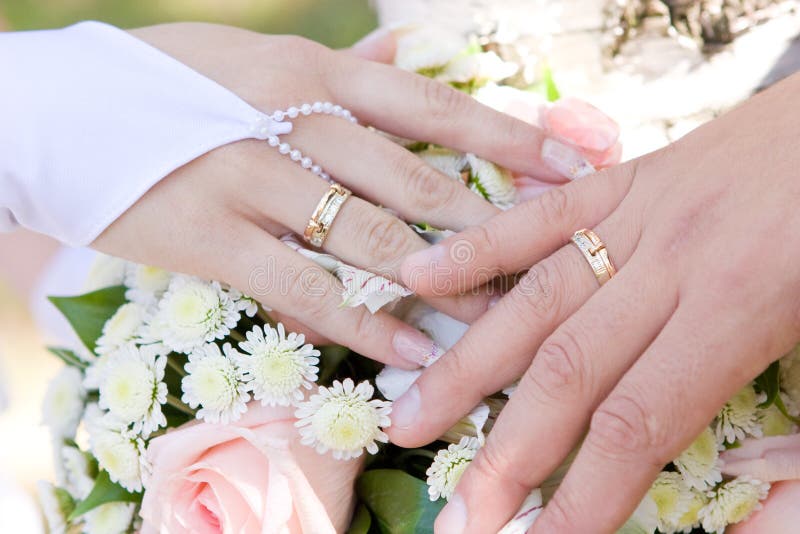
xmin=303 ymin=183 xmax=351 ymax=247
xmin=571 ymin=228 xmax=616 ymax=286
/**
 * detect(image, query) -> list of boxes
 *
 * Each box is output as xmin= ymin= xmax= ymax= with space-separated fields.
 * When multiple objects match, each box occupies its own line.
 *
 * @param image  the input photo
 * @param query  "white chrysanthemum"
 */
xmin=98 ymin=344 xmax=167 ymax=436
xmin=760 ymin=395 xmax=797 ymax=436
xmin=95 ymin=302 xmax=148 ymax=355
xmin=148 ymin=275 xmax=240 ymax=353
xmin=674 ymin=427 xmax=722 ymax=491
xmin=86 ymin=411 xmax=149 ymax=492
xmin=182 ymin=342 xmax=249 ymax=424
xmin=648 ymin=471 xmax=693 ymax=533
xmin=42 ymin=366 xmax=86 ymax=438
xmin=418 ymin=147 xmax=466 ymax=181
xmin=715 ymin=385 xmax=765 ymax=444
xmin=37 ymin=481 xmax=69 ymax=534
xmin=466 ymin=154 xmax=517 ymax=209
xmin=84 ymin=254 xmax=128 ymax=292
xmin=237 ymin=324 xmax=319 ymax=407
xmin=394 ymin=27 xmax=466 ymax=73
xmin=780 ymin=345 xmax=800 ymax=414
xmin=60 ymin=446 xmax=94 ymax=499
xmin=84 ymin=353 xmax=111 ymax=390
xmin=83 ymin=502 xmax=135 ymax=534
xmin=426 ymin=437 xmax=480 ymax=501
xmin=675 ymin=488 xmax=710 ymax=534
xmin=439 ymin=51 xmax=518 ymax=84
xmin=699 ymin=476 xmax=770 ymax=533
xmin=295 ymin=379 xmax=391 ymax=460
xmin=226 ymin=286 xmax=260 ymax=317
xmin=124 ymin=264 xmax=171 ymax=307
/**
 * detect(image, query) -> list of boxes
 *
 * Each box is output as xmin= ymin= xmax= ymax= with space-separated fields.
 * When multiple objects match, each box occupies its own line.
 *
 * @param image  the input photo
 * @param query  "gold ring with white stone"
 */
xmin=303 ymin=183 xmax=351 ymax=248
xmin=570 ymin=228 xmax=616 ymax=286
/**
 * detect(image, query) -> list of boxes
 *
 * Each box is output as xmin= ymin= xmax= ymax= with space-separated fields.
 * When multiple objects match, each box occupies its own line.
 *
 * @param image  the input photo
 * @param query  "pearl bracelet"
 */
xmin=250 ymin=101 xmax=358 ymax=182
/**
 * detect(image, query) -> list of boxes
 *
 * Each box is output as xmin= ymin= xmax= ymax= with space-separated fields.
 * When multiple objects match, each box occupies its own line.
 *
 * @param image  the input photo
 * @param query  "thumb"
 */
xmin=345 ymin=27 xmax=396 ymax=63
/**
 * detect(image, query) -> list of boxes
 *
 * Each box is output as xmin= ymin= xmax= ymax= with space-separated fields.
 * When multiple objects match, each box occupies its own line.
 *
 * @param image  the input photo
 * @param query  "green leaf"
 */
xmin=68 ymin=470 xmax=141 ymax=520
xmin=754 ymin=361 xmax=781 ymax=409
xmin=46 ymin=347 xmax=89 ymax=370
xmin=49 ymin=286 xmax=127 ymax=352
xmin=774 ymin=394 xmax=800 ymax=425
xmin=53 ymin=487 xmax=76 ymax=519
xmin=543 ymin=64 xmax=561 ymax=102
xmin=347 ymin=504 xmax=373 ymax=534
xmin=357 ymin=469 xmax=444 ymax=534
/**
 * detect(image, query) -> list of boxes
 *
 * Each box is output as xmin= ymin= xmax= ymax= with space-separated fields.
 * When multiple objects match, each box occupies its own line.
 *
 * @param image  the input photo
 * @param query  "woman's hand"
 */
xmin=93 ymin=23 xmax=594 ymax=367
xmin=390 ymin=72 xmax=800 ymax=532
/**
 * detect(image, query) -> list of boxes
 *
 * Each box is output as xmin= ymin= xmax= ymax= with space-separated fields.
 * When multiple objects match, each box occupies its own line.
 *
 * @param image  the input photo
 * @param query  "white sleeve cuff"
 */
xmin=0 ymin=21 xmax=282 ymax=246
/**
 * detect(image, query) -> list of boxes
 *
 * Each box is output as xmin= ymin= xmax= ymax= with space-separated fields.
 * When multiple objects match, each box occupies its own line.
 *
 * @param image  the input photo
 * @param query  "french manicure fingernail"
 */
xmin=488 ymin=295 xmax=501 ymax=309
xmin=437 ymin=494 xmax=467 ymax=534
xmin=391 ymin=384 xmax=420 ymax=429
xmin=541 ymin=138 xmax=595 ymax=180
xmin=547 ymin=98 xmax=620 ymax=152
xmin=393 ymin=329 xmax=443 ymax=367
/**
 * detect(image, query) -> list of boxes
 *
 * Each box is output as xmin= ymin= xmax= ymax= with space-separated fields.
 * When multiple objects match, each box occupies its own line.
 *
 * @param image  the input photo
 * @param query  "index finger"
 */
xmin=327 ymin=52 xmax=594 ymax=182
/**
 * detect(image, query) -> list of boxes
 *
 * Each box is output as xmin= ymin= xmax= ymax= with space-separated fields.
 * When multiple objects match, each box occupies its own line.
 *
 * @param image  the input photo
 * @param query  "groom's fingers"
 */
xmin=388 ymin=214 xmax=640 ymax=448
xmin=400 ymin=162 xmax=637 ymax=297
xmin=531 ymin=301 xmax=771 ymax=534
xmin=438 ymin=256 xmax=675 ymax=533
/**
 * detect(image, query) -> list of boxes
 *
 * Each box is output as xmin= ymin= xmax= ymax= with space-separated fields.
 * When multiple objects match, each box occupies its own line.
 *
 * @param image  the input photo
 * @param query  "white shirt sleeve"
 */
xmin=0 ymin=21 xmax=290 ymax=246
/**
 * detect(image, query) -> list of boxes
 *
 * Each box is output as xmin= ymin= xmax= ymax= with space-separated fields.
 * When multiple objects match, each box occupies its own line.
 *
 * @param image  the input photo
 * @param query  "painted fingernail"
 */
xmin=436 ymin=494 xmax=467 ymax=534
xmin=393 ymin=329 xmax=443 ymax=367
xmin=488 ymin=295 xmax=502 ymax=309
xmin=402 ymin=244 xmax=446 ymax=287
xmin=391 ymin=384 xmax=420 ymax=429
xmin=541 ymin=138 xmax=595 ymax=180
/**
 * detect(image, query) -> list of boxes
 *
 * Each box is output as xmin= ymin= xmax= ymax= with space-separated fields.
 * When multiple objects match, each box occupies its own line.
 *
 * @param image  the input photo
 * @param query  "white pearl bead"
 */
xmin=290 ymin=149 xmax=302 ymax=161
xmin=311 ymin=165 xmax=322 ymax=175
xmin=267 ymin=136 xmax=279 ymax=147
xmin=341 ymin=109 xmax=352 ymax=118
xmin=301 ymin=157 xmax=313 ymax=168
xmin=349 ymin=116 xmax=358 ymax=123
xmin=300 ymin=104 xmax=312 ymax=115
xmin=320 ymin=172 xmax=330 ymax=181
xmin=322 ymin=102 xmax=333 ymax=113
xmin=312 ymin=102 xmax=323 ymax=113
xmin=287 ymin=107 xmax=299 ymax=118
xmin=279 ymin=143 xmax=291 ymax=154
xmin=272 ymin=110 xmax=285 ymax=121
xmin=332 ymin=105 xmax=343 ymax=115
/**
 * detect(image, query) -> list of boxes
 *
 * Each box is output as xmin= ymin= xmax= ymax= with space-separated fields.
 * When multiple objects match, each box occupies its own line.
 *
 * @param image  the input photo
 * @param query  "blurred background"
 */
xmin=0 ymin=0 xmax=798 ymax=531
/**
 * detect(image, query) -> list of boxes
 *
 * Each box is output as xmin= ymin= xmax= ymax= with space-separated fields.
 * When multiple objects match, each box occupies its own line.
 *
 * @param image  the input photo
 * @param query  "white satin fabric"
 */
xmin=0 ymin=21 xmax=284 ymax=246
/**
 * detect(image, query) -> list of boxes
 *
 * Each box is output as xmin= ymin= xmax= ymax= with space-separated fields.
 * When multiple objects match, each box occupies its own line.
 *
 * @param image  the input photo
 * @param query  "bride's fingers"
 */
xmin=531 ymin=301 xmax=774 ymax=534
xmin=435 ymin=256 xmax=675 ymax=533
xmin=287 ymin=114 xmax=499 ymax=230
xmin=388 ymin=216 xmax=639 ymax=448
xmin=248 ymin=154 xmax=491 ymax=322
xmin=225 ymin=222 xmax=438 ymax=369
xmin=401 ymin=161 xmax=638 ymax=296
xmin=327 ymin=52 xmax=580 ymax=181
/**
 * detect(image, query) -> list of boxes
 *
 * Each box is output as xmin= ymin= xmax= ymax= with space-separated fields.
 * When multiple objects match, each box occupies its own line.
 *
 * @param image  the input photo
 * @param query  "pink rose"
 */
xmin=140 ymin=403 xmax=363 ymax=534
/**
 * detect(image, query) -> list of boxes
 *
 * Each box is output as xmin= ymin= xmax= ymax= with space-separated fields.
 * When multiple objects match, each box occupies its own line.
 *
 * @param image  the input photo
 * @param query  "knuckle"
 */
xmin=539 ymin=496 xmax=577 ymax=532
xmin=472 ymin=442 xmax=528 ymax=490
xmin=536 ymin=187 xmax=574 ymax=228
xmin=363 ymin=214 xmax=415 ymax=265
xmin=589 ymin=392 xmax=670 ymax=465
xmin=528 ymin=331 xmax=589 ymax=403
xmin=421 ymin=77 xmax=467 ymax=121
xmin=507 ymin=260 xmax=562 ymax=326
xmin=284 ymin=267 xmax=333 ymax=320
xmin=403 ymin=159 xmax=457 ymax=212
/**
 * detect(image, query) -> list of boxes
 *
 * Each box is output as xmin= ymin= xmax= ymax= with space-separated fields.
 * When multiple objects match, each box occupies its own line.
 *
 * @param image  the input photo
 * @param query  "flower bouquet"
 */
xmin=38 ymin=26 xmax=800 ymax=534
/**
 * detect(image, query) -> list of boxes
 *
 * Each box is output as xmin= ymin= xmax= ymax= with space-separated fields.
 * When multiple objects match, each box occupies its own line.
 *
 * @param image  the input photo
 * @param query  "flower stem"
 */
xmin=166 ymin=394 xmax=195 ymax=416
xmin=166 ymin=357 xmax=186 ymax=377
xmin=229 ymin=329 xmax=245 ymax=343
xmin=257 ymin=306 xmax=274 ymax=326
